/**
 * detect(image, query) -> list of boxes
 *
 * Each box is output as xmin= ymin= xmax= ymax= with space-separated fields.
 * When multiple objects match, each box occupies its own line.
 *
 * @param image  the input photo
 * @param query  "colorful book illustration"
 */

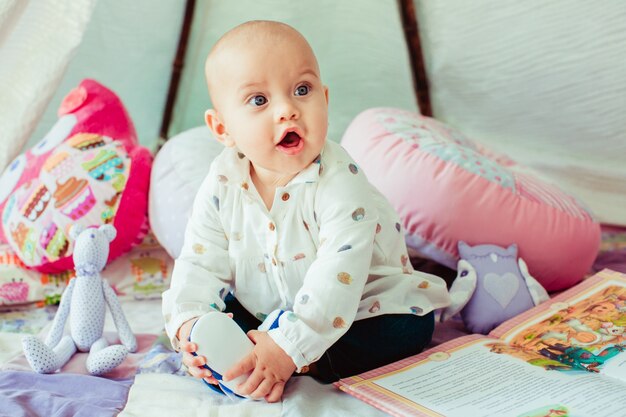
xmin=335 ymin=269 xmax=626 ymax=417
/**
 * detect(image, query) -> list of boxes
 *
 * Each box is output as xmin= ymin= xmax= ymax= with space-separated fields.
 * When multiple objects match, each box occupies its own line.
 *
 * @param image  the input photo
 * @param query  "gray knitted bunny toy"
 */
xmin=22 ymin=224 xmax=137 ymax=375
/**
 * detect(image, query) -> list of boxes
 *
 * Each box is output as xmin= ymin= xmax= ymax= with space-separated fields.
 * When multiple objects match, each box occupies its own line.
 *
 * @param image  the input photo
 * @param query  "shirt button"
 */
xmin=281 ymin=192 xmax=290 ymax=201
xmin=269 ymin=222 xmax=275 ymax=231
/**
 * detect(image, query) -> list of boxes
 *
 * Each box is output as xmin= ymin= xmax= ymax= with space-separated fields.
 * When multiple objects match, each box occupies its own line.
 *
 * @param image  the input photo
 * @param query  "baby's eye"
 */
xmin=295 ymin=85 xmax=310 ymax=96
xmin=248 ymin=95 xmax=267 ymax=107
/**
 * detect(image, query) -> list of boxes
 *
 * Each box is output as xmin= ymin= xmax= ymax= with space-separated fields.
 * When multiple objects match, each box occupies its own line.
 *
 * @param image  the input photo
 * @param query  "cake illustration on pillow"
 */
xmin=0 ymin=79 xmax=152 ymax=273
xmin=43 ymin=151 xmax=73 ymax=179
xmin=2 ymin=195 xmax=16 ymax=226
xmin=19 ymin=182 xmax=52 ymax=223
xmin=82 ymin=149 xmax=124 ymax=181
xmin=111 ymin=174 xmax=127 ymax=193
xmin=11 ymin=223 xmax=29 ymax=251
xmin=40 ymin=222 xmax=69 ymax=261
xmin=10 ymin=222 xmax=36 ymax=262
xmin=0 ymin=279 xmax=30 ymax=303
xmin=53 ymin=177 xmax=96 ymax=220
xmin=67 ymin=133 xmax=106 ymax=151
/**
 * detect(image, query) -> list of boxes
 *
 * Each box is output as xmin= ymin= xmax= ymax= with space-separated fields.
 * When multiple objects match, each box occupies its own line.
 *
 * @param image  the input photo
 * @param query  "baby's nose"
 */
xmin=275 ymin=100 xmax=299 ymax=122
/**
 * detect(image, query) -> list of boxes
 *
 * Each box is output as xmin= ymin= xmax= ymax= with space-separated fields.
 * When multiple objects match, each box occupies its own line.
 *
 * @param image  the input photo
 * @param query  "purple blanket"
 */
xmin=0 ymin=371 xmax=133 ymax=417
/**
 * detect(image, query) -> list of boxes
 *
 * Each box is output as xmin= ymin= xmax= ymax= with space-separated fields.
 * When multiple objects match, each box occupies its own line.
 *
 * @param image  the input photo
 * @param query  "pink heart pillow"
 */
xmin=0 ymin=79 xmax=152 ymax=273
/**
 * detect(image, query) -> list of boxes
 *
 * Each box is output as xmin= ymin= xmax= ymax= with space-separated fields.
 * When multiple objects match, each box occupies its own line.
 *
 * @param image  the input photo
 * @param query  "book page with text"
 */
xmin=371 ymin=337 xmax=626 ymax=417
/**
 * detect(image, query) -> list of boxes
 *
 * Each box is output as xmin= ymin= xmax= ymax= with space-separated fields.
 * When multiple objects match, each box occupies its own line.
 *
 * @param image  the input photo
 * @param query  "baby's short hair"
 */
xmin=204 ymin=20 xmax=317 ymax=102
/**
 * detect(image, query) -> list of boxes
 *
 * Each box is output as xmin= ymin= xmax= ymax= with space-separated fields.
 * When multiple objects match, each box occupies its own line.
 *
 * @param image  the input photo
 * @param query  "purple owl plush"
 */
xmin=22 ymin=224 xmax=137 ymax=375
xmin=440 ymin=241 xmax=549 ymax=334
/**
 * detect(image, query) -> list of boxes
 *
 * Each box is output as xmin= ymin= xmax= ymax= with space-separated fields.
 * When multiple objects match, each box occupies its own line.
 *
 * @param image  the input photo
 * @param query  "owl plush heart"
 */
xmin=440 ymin=241 xmax=550 ymax=334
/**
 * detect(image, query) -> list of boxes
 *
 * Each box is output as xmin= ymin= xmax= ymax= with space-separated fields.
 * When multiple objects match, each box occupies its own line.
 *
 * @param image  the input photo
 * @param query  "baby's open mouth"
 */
xmin=278 ymin=131 xmax=302 ymax=148
xmin=276 ymin=131 xmax=305 ymax=155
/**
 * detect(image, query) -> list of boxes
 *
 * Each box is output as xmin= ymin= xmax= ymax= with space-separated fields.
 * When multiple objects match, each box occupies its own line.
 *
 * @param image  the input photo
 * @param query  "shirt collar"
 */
xmin=218 ymin=145 xmax=326 ymax=188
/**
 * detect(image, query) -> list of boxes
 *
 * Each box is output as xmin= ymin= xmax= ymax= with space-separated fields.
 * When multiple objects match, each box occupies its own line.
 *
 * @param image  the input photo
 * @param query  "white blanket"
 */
xmin=121 ymin=372 xmax=388 ymax=417
xmin=115 ymin=301 xmax=388 ymax=416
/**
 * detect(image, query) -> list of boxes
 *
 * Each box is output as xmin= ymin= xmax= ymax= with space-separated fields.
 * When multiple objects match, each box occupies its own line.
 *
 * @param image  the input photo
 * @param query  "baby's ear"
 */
xmin=69 ymin=224 xmax=85 ymax=240
xmin=98 ymin=224 xmax=117 ymax=242
xmin=205 ymin=109 xmax=234 ymax=147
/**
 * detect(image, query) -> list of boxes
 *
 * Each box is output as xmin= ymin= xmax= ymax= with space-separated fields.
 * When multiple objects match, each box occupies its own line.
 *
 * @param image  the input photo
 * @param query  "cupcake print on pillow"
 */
xmin=0 ymin=79 xmax=152 ymax=273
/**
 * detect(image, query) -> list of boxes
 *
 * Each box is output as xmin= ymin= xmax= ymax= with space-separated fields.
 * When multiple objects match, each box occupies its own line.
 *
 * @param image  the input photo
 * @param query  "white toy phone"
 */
xmin=188 ymin=311 xmax=255 ymax=398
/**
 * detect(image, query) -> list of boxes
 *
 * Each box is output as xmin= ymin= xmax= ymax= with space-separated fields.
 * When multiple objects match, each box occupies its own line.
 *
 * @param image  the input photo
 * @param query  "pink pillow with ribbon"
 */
xmin=0 ymin=79 xmax=152 ymax=273
xmin=341 ymin=108 xmax=600 ymax=292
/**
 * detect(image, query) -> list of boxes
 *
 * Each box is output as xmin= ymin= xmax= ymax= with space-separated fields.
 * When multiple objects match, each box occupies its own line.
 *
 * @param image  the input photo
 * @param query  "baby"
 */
xmin=162 ymin=20 xmax=450 ymax=402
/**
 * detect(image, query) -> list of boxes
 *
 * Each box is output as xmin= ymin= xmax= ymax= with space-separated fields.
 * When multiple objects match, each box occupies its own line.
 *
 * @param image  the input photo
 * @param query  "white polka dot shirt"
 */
xmin=162 ymin=141 xmax=450 ymax=369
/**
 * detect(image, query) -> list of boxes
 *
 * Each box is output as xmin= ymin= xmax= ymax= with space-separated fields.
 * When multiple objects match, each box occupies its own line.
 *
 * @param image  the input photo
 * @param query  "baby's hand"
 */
xmin=224 ymin=330 xmax=297 ymax=402
xmin=178 ymin=313 xmax=235 ymax=385
xmin=178 ymin=317 xmax=218 ymax=385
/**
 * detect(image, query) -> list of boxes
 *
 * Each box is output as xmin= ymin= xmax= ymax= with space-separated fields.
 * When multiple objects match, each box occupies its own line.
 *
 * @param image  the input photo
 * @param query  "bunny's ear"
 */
xmin=506 ymin=243 xmax=518 ymax=256
xmin=457 ymin=241 xmax=470 ymax=258
xmin=69 ymin=224 xmax=85 ymax=240
xmin=440 ymin=259 xmax=477 ymax=322
xmin=519 ymin=257 xmax=549 ymax=305
xmin=99 ymin=224 xmax=117 ymax=242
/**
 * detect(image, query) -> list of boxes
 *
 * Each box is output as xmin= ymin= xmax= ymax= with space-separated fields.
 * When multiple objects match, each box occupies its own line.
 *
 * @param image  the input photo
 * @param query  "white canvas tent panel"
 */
xmin=5 ymin=0 xmax=626 ymax=226
xmin=27 ymin=0 xmax=183 ymax=151
xmin=27 ymin=0 xmax=419 ymax=154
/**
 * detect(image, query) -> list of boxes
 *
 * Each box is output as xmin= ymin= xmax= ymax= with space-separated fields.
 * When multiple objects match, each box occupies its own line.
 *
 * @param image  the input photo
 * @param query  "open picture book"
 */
xmin=335 ymin=269 xmax=626 ymax=417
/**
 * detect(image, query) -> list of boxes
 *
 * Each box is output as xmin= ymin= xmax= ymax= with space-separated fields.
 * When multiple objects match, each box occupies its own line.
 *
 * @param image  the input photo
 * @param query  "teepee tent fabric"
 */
xmin=26 ymin=0 xmax=418 ymax=155
xmin=3 ymin=0 xmax=626 ymax=226
xmin=414 ymin=0 xmax=626 ymax=225
xmin=0 ymin=0 xmax=98 ymax=172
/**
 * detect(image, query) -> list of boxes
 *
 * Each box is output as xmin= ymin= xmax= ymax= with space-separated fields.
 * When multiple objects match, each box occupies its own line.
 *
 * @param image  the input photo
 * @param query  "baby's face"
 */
xmin=591 ymin=302 xmax=616 ymax=315
xmin=208 ymin=33 xmax=328 ymax=179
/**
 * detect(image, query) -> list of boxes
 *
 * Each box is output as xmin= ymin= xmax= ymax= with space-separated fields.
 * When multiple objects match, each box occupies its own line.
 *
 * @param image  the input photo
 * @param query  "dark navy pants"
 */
xmin=224 ymin=294 xmax=435 ymax=383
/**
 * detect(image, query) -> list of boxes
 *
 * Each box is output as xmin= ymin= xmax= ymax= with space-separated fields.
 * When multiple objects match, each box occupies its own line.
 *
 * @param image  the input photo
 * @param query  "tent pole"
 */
xmin=398 ymin=0 xmax=432 ymax=117
xmin=157 ymin=0 xmax=196 ymax=152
